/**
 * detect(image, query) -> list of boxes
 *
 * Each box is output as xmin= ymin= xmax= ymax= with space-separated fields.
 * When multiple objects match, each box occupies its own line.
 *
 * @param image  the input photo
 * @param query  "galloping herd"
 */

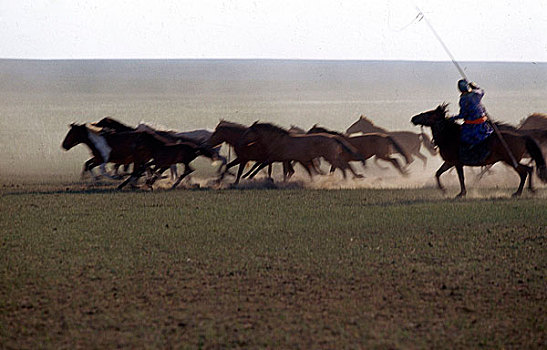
xmin=62 ymin=110 xmax=547 ymax=194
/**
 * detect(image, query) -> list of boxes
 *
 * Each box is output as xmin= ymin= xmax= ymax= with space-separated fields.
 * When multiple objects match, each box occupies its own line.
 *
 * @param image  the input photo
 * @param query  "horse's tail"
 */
xmin=333 ymin=137 xmax=366 ymax=162
xmin=420 ymin=130 xmax=438 ymax=155
xmin=524 ymin=136 xmax=547 ymax=183
xmin=386 ymin=136 xmax=412 ymax=165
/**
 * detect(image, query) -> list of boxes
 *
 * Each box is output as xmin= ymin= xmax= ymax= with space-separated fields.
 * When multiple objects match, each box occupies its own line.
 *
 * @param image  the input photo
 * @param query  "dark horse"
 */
xmin=411 ymin=104 xmax=547 ymax=197
xmin=62 ymin=123 xmax=158 ymax=187
xmin=93 ymin=117 xmax=226 ymax=180
xmin=91 ymin=117 xmax=135 ymax=177
xmin=120 ymin=142 xmax=216 ymax=190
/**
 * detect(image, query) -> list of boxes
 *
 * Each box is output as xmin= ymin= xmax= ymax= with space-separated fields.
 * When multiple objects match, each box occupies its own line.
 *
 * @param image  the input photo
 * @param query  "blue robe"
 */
xmin=452 ymin=88 xmax=493 ymax=145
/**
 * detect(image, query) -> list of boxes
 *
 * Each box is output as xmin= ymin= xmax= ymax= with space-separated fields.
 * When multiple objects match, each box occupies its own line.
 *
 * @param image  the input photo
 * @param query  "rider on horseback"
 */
xmin=451 ymin=79 xmax=493 ymax=163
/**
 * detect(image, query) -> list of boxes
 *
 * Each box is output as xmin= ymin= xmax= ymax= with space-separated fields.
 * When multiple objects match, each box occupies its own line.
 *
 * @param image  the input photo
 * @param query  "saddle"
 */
xmin=459 ymin=135 xmax=492 ymax=166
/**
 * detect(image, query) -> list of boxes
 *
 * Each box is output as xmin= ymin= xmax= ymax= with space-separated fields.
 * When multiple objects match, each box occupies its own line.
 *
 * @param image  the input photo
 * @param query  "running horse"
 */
xmin=346 ymin=115 xmax=437 ymax=168
xmin=93 ymin=118 xmax=226 ymax=180
xmin=61 ymin=123 xmax=157 ymax=187
xmin=120 ymin=142 xmax=217 ymax=190
xmin=90 ymin=117 xmax=135 ymax=177
xmin=207 ymin=120 xmax=295 ymax=184
xmin=411 ymin=104 xmax=547 ymax=197
xmin=307 ymin=125 xmax=411 ymax=176
xmin=241 ymin=122 xmax=367 ymax=179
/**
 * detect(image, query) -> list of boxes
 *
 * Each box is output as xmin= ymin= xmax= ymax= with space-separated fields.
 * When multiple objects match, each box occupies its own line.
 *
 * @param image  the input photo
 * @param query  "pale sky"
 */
xmin=1 ymin=0 xmax=546 ymax=62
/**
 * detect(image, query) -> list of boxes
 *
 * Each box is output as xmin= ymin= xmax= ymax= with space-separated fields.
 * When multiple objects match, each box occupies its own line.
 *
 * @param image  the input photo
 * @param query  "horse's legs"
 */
xmin=283 ymin=161 xmax=295 ymax=181
xmin=244 ymin=162 xmax=265 ymax=179
xmin=99 ymin=163 xmax=117 ymax=180
xmin=225 ymin=159 xmax=240 ymax=171
xmin=172 ymin=164 xmax=195 ymax=189
xmin=414 ymin=151 xmax=427 ymax=169
xmin=146 ymin=166 xmax=169 ymax=188
xmin=435 ymin=162 xmax=453 ymax=193
xmin=527 ymin=164 xmax=535 ymax=193
xmin=455 ymin=165 xmax=466 ymax=198
xmin=338 ymin=163 xmax=348 ymax=179
xmin=300 ymin=162 xmax=315 ymax=179
xmin=312 ymin=161 xmax=324 ymax=175
xmin=216 ymin=155 xmax=228 ymax=174
xmin=118 ymin=163 xmax=145 ymax=190
xmin=348 ymin=163 xmax=364 ymax=179
xmin=511 ymin=163 xmax=531 ymax=197
xmin=170 ymin=165 xmax=178 ymax=181
xmin=379 ymin=156 xmax=407 ymax=176
xmin=82 ymin=158 xmax=98 ymax=180
xmin=373 ymin=157 xmax=389 ymax=170
xmin=234 ymin=161 xmax=247 ymax=184
xmin=476 ymin=165 xmax=494 ymax=182
xmin=219 ymin=158 xmax=240 ymax=180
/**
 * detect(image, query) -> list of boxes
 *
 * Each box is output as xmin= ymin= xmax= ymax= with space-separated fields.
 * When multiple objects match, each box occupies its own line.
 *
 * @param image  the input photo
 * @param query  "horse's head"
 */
xmin=346 ymin=115 xmax=380 ymax=134
xmin=411 ymin=103 xmax=450 ymax=127
xmin=208 ymin=120 xmax=246 ymax=147
xmin=61 ymin=123 xmax=88 ymax=150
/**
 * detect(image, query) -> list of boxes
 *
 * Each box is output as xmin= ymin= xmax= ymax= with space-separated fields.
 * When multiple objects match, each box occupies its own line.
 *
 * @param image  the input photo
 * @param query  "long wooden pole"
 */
xmin=416 ymin=7 xmax=519 ymax=168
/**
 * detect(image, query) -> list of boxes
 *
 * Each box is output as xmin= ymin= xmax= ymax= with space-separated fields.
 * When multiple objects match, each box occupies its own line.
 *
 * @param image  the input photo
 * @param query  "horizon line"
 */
xmin=0 ymin=57 xmax=545 ymax=64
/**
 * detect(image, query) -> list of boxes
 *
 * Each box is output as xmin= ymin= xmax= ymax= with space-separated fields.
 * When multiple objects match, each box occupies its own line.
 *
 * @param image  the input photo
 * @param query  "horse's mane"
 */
xmin=250 ymin=122 xmax=289 ymax=136
xmin=437 ymin=102 xmax=450 ymax=116
xmin=217 ymin=120 xmax=247 ymax=130
xmin=136 ymin=122 xmax=179 ymax=134
xmin=289 ymin=125 xmax=306 ymax=133
xmin=308 ymin=125 xmax=344 ymax=137
xmin=85 ymin=123 xmax=106 ymax=135
xmin=93 ymin=117 xmax=134 ymax=131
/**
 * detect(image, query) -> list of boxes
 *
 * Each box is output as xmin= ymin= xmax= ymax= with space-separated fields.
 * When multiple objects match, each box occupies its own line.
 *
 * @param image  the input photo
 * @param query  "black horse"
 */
xmin=411 ymin=103 xmax=547 ymax=197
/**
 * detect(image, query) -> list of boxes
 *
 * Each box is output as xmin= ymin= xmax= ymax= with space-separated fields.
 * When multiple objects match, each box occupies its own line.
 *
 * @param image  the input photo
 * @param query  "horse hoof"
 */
xmin=511 ymin=192 xmax=522 ymax=198
xmin=455 ymin=192 xmax=466 ymax=198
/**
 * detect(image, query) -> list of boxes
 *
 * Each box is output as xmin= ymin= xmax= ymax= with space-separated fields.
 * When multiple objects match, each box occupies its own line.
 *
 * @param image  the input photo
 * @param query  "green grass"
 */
xmin=1 ymin=187 xmax=546 ymax=348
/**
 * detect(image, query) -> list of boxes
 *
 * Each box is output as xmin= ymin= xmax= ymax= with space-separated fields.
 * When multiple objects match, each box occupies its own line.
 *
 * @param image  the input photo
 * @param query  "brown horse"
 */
xmin=308 ymin=125 xmax=411 ymax=176
xmin=517 ymin=113 xmax=547 ymax=156
xmin=207 ymin=121 xmax=295 ymax=184
xmin=346 ymin=115 xmax=437 ymax=168
xmin=411 ymin=104 xmax=547 ymax=197
xmin=520 ymin=113 xmax=547 ymax=130
xmin=241 ymin=122 xmax=367 ymax=179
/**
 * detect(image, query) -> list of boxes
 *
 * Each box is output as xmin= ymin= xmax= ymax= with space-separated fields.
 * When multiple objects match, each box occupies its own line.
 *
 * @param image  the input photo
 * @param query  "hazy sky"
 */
xmin=1 ymin=0 xmax=546 ymax=61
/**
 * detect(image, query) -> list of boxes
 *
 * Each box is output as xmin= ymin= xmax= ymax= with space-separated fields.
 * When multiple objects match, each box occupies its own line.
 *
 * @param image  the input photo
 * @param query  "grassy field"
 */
xmin=1 ymin=184 xmax=546 ymax=349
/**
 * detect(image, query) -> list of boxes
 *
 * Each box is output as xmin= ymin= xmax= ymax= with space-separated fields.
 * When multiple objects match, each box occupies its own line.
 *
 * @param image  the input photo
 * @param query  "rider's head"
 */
xmin=457 ymin=79 xmax=470 ymax=93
